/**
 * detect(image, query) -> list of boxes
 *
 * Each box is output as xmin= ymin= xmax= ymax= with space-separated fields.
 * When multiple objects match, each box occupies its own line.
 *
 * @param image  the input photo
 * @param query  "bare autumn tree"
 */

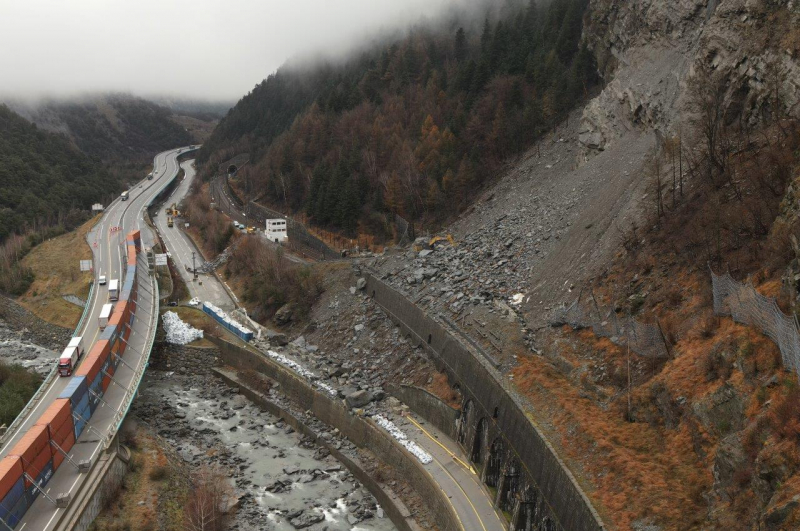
xmin=648 ymin=147 xmax=665 ymax=219
xmin=184 ymin=466 xmax=234 ymax=531
xmin=687 ymin=62 xmax=730 ymax=185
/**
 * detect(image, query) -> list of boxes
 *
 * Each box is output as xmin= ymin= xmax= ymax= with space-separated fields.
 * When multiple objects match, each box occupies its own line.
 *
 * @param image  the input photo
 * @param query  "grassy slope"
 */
xmin=17 ymin=215 xmax=98 ymax=328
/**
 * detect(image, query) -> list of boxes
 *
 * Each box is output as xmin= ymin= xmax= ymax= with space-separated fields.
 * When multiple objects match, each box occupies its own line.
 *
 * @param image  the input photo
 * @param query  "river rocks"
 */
xmin=133 ymin=352 xmax=393 ymax=531
xmin=356 ymin=277 xmax=367 ymax=290
xmin=289 ymin=510 xmax=325 ymax=528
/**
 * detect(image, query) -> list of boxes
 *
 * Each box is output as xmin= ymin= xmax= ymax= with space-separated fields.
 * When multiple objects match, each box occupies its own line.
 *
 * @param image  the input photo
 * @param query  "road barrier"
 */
xmin=0 ymin=231 xmax=148 ymax=530
xmin=202 ymin=301 xmax=254 ymax=342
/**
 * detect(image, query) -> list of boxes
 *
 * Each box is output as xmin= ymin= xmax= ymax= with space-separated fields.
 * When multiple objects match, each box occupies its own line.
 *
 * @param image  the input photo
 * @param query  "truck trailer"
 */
xmin=58 ymin=346 xmax=80 ymax=376
xmin=99 ymin=303 xmax=113 ymax=330
xmin=108 ymin=279 xmax=119 ymax=301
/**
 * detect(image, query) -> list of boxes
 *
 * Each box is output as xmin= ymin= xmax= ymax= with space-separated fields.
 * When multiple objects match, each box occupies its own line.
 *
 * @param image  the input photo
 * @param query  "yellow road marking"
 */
xmin=406 ymin=415 xmax=474 ymax=472
xmin=405 ymin=415 xmax=496 ymax=531
xmin=429 ymin=448 xmax=489 ymax=531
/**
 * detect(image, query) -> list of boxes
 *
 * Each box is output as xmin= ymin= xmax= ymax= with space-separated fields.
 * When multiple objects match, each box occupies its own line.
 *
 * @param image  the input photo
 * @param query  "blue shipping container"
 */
xmin=59 ymin=375 xmax=88 ymax=406
xmin=87 ymin=374 xmax=103 ymax=414
xmin=73 ymin=401 xmax=91 ymax=439
xmin=0 ymin=476 xmax=25 ymax=518
xmin=0 ymin=491 xmax=29 ymax=529
xmin=25 ymin=460 xmax=53 ymax=501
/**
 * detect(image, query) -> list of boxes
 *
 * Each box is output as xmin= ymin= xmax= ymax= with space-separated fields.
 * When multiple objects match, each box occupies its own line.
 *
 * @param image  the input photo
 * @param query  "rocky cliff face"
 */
xmin=579 ymin=0 xmax=800 ymax=157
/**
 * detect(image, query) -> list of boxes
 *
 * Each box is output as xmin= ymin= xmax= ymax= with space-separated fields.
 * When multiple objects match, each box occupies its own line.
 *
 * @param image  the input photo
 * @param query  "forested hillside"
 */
xmin=199 ymin=0 xmax=597 ymax=238
xmin=11 ymin=95 xmax=194 ymax=163
xmin=0 ymin=104 xmax=117 ymax=241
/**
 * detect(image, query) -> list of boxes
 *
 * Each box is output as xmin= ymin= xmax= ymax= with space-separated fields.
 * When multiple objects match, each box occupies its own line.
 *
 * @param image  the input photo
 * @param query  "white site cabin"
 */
xmin=265 ymin=219 xmax=288 ymax=243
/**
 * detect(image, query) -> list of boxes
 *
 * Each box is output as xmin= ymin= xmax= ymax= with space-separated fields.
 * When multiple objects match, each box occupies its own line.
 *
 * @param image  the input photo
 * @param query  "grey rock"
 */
xmin=345 ymin=390 xmax=373 ymax=408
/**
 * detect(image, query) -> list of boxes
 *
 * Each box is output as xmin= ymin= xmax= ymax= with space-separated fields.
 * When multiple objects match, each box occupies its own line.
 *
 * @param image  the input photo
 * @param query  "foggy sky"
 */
xmin=0 ymin=0 xmax=469 ymax=102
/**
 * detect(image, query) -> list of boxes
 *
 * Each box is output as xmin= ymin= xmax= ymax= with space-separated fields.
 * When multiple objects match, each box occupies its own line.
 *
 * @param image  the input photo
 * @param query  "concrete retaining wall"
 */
xmin=58 ymin=443 xmax=130 ymax=531
xmin=207 ymin=336 xmax=461 ymax=531
xmin=386 ymin=383 xmax=459 ymax=441
xmin=365 ymin=274 xmax=605 ymax=531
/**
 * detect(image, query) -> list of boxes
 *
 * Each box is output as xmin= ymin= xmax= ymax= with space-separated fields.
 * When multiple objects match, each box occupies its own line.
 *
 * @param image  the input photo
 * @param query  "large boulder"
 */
xmin=345 ymin=390 xmax=373 ymax=408
xmin=273 ymin=303 xmax=294 ymax=326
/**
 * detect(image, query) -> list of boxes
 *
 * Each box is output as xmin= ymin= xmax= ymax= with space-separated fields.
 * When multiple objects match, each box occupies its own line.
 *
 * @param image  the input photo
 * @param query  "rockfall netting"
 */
xmin=711 ymin=268 xmax=800 ymax=375
xmin=552 ymin=294 xmax=669 ymax=359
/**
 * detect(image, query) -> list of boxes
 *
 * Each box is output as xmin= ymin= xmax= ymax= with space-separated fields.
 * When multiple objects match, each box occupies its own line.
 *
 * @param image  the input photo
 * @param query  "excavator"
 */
xmin=429 ymin=234 xmax=456 ymax=248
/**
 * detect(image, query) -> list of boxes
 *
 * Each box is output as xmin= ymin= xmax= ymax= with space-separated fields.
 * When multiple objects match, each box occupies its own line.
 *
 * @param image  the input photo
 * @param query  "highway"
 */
xmin=0 ymin=147 xmax=193 ymax=531
xmin=154 ymin=160 xmax=237 ymax=311
xmin=401 ymin=414 xmax=505 ymax=531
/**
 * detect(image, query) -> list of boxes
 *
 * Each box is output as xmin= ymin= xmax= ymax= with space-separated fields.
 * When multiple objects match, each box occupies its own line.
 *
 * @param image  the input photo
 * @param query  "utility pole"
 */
xmin=192 ymin=251 xmax=197 ymax=281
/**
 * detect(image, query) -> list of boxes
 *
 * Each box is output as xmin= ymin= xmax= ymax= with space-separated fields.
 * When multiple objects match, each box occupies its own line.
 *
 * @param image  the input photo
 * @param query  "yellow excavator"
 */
xmin=429 ymin=234 xmax=456 ymax=248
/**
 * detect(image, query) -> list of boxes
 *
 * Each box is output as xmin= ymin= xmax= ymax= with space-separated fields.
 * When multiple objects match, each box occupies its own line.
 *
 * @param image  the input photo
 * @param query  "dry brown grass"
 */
xmin=18 ymin=215 xmax=98 ymax=328
xmin=91 ymin=428 xmax=185 ymax=531
xmin=426 ymin=371 xmax=462 ymax=408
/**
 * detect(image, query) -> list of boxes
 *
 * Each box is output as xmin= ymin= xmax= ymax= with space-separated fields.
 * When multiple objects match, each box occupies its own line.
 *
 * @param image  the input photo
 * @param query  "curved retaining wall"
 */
xmin=386 ymin=384 xmax=459 ymax=441
xmin=365 ymin=273 xmax=605 ymax=531
xmin=213 ymin=368 xmax=421 ymax=531
xmin=206 ymin=336 xmax=461 ymax=531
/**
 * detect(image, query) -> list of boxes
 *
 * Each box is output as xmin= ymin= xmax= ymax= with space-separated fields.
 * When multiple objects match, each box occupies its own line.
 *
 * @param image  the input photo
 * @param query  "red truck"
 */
xmin=58 ymin=336 xmax=84 ymax=376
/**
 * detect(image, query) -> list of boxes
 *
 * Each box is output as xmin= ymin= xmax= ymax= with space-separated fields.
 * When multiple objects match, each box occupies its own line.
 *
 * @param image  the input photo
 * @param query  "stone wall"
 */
xmin=364 ymin=274 xmax=605 ymax=531
xmin=386 ymin=383 xmax=459 ymax=441
xmin=207 ymin=336 xmax=461 ymax=531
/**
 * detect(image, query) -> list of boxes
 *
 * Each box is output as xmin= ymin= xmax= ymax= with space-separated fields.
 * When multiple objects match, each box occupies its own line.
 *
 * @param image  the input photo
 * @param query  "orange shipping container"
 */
xmin=35 ymin=399 xmax=71 ymax=433
xmin=74 ymin=350 xmax=103 ymax=382
xmin=26 ymin=447 xmax=52 ymax=479
xmin=52 ymin=431 xmax=75 ymax=471
xmin=9 ymin=425 xmax=50 ymax=465
xmin=0 ymin=456 xmax=24 ymax=500
xmin=51 ymin=416 xmax=75 ymax=447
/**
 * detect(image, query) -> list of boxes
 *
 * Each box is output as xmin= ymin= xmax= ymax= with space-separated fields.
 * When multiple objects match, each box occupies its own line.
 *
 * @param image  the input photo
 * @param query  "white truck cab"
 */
xmin=99 ymin=275 xmax=107 ymax=285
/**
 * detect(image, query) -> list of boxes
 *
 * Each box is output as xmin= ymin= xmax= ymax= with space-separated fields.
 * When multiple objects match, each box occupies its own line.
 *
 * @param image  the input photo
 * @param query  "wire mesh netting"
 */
xmin=552 ymin=293 xmax=669 ymax=359
xmin=710 ymin=268 xmax=800 ymax=375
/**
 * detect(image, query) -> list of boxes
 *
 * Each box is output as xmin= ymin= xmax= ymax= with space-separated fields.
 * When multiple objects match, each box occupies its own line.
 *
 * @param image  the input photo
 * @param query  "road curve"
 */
xmin=1 ymin=147 xmax=194 ymax=531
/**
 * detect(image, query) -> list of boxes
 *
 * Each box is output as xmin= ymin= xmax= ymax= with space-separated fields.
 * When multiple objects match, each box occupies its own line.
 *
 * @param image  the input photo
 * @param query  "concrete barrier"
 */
xmin=365 ymin=273 xmax=605 ymax=531
xmin=207 ymin=336 xmax=461 ymax=531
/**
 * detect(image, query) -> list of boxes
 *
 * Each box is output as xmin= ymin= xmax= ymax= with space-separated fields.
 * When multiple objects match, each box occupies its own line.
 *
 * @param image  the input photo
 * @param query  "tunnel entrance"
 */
xmin=227 ymin=164 xmax=238 ymax=175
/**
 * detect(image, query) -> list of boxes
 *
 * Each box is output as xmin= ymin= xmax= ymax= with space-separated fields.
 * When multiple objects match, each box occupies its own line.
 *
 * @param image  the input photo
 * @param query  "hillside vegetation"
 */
xmin=13 ymin=95 xmax=194 ymax=163
xmin=0 ymin=105 xmax=117 ymax=241
xmin=199 ymin=0 xmax=596 ymax=240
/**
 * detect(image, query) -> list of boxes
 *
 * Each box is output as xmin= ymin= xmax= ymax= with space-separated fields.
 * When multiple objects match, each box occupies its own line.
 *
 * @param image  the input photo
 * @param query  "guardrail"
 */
xmin=109 ymin=253 xmax=159 ymax=437
xmin=0 ymin=280 xmax=96 ymax=446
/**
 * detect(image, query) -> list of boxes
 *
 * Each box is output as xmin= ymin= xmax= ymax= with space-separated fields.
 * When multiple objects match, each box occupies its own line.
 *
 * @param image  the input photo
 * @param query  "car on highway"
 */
xmin=98 ymin=275 xmax=107 ymax=285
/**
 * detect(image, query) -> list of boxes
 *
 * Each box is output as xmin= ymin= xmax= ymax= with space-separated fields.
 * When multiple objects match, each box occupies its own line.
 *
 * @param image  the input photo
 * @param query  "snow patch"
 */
xmin=266 ymin=350 xmax=338 ymax=397
xmin=162 ymin=311 xmax=204 ymax=344
xmin=373 ymin=415 xmax=433 ymax=464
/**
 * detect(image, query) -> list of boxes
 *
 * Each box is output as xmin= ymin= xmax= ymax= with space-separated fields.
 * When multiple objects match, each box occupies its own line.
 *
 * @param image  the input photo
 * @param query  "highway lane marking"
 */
xmin=405 ymin=416 xmax=496 ymax=528
xmin=429 ymin=449 xmax=489 ymax=531
xmin=406 ymin=416 xmax=474 ymax=471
